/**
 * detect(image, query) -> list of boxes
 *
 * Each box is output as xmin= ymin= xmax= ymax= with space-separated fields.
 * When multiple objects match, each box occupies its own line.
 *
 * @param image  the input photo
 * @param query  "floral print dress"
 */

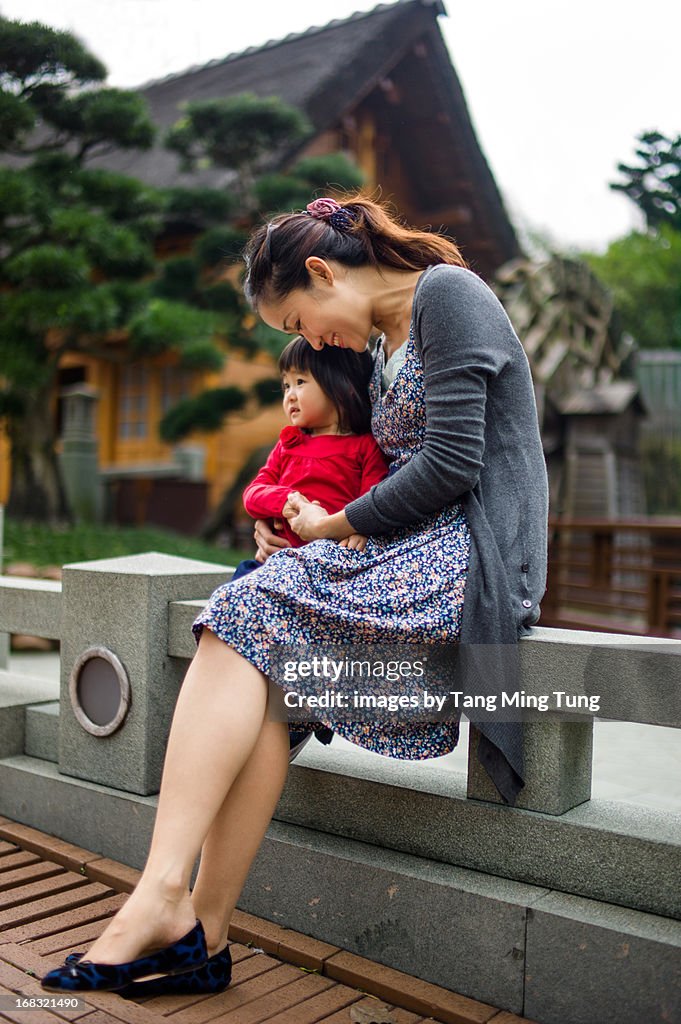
xmin=192 ymin=329 xmax=470 ymax=758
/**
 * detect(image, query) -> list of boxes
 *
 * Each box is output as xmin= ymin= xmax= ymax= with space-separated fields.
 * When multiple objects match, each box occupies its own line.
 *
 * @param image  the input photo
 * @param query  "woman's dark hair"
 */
xmin=278 ymin=335 xmax=374 ymax=435
xmin=244 ymin=192 xmax=467 ymax=309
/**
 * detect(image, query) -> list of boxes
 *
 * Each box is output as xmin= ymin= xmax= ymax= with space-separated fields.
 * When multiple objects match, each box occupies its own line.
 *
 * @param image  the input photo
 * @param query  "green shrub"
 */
xmin=1 ymin=519 xmax=249 ymax=571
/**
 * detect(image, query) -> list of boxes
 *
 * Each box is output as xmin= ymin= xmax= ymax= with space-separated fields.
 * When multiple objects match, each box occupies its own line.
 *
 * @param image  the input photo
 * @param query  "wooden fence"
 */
xmin=542 ymin=517 xmax=681 ymax=637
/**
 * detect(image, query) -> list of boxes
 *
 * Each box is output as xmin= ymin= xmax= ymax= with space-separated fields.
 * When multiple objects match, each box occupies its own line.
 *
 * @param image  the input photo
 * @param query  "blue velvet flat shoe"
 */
xmin=117 ymin=943 xmax=232 ymax=998
xmin=40 ymin=920 xmax=207 ymax=992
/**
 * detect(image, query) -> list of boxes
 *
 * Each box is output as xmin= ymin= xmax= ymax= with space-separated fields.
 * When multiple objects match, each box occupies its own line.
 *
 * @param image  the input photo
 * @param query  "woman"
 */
xmin=41 ymin=195 xmax=548 ymax=994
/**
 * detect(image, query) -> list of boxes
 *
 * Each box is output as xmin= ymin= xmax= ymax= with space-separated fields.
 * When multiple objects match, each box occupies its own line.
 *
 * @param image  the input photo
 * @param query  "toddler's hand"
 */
xmin=340 ymin=533 xmax=367 ymax=552
xmin=282 ymin=496 xmax=319 ymax=519
xmin=285 ymin=492 xmax=328 ymax=540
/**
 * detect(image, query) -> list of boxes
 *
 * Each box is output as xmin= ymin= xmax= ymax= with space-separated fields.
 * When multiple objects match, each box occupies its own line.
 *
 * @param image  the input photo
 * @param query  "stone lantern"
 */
xmin=59 ymin=383 xmax=103 ymax=523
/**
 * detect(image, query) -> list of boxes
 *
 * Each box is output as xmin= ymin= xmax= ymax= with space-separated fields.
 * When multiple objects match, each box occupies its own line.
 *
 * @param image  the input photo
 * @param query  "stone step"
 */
xmin=0 ymin=671 xmax=60 ymax=762
xmin=24 ymin=702 xmax=59 ymax=763
xmin=245 ymin=820 xmax=681 ymax=1024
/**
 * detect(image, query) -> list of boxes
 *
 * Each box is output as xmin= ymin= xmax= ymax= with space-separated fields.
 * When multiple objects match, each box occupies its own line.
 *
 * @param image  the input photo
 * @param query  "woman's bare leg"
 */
xmin=84 ymin=630 xmax=283 ymax=965
xmin=191 ymin=714 xmax=290 ymax=956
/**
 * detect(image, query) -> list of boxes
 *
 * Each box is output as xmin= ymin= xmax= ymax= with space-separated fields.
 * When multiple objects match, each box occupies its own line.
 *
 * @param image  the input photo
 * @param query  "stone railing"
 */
xmin=1 ymin=552 xmax=680 ymax=1024
xmin=2 ymin=551 xmax=679 ymax=809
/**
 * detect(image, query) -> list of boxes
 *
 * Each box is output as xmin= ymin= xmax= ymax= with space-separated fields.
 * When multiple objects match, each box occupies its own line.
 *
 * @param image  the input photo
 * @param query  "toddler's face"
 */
xmin=281 ymin=368 xmax=339 ymax=435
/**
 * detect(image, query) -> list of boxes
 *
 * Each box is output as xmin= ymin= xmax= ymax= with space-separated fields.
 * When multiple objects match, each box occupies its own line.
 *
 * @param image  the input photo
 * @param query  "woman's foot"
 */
xmin=118 ymin=943 xmax=232 ymax=999
xmin=83 ymin=878 xmax=197 ymax=967
xmin=41 ymin=920 xmax=207 ymax=992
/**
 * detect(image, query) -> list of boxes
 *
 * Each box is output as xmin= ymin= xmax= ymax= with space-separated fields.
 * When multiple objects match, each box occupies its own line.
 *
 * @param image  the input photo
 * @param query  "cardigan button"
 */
xmin=522 ymin=599 xmax=533 ymax=609
xmin=521 ymin=562 xmax=529 ymax=572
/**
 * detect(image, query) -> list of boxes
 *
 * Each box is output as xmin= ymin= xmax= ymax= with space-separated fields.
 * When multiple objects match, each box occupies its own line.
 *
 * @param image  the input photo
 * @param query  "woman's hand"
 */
xmin=284 ymin=491 xmax=329 ymax=541
xmin=253 ymin=518 xmax=292 ymax=564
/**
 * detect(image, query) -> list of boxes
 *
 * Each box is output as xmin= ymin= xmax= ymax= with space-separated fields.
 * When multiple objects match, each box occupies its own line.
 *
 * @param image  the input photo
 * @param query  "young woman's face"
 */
xmin=281 ymin=367 xmax=338 ymax=434
xmin=259 ymin=260 xmax=372 ymax=354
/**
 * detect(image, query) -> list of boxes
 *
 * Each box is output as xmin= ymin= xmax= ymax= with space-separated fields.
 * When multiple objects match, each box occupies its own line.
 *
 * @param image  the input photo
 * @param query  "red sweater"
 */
xmin=243 ymin=425 xmax=389 ymax=547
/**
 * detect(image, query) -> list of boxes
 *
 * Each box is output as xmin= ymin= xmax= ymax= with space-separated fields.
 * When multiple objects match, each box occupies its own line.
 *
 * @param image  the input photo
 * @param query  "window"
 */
xmin=118 ymin=365 xmax=149 ymax=439
xmin=160 ymin=367 xmax=194 ymax=414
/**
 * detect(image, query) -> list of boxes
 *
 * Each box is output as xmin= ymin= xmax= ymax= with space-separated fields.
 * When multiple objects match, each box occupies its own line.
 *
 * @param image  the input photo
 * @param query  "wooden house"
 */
xmin=0 ymin=0 xmax=519 ymax=527
xmin=495 ymin=255 xmax=649 ymax=520
xmin=549 ymin=383 xmax=647 ymax=517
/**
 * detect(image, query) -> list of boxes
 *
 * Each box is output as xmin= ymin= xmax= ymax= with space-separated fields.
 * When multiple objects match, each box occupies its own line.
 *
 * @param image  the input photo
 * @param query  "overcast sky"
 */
xmin=1 ymin=0 xmax=678 ymax=251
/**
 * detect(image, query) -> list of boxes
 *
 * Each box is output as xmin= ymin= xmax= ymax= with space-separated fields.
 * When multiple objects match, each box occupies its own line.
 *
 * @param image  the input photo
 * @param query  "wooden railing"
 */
xmin=542 ymin=518 xmax=681 ymax=637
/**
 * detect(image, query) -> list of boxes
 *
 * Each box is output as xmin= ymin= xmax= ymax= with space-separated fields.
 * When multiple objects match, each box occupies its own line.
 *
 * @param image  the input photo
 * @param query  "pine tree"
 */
xmin=610 ymin=130 xmax=681 ymax=232
xmin=0 ymin=17 xmax=220 ymax=519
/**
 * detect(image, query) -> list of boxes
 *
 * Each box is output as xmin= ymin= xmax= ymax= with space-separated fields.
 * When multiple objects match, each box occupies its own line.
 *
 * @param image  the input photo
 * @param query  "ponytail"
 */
xmin=243 ymin=191 xmax=466 ymax=308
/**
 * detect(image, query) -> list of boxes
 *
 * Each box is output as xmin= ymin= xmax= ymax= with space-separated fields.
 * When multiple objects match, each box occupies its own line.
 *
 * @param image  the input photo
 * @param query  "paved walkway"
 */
xmin=0 ymin=819 xmax=534 ymax=1024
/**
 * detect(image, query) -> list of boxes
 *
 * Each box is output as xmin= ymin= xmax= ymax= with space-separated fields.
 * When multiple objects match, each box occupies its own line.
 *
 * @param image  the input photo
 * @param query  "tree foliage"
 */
xmin=160 ymin=387 xmax=247 ymax=443
xmin=583 ymin=132 xmax=681 ymax=350
xmin=611 ymin=131 xmax=681 ymax=232
xmin=585 ymin=229 xmax=681 ymax=351
xmin=0 ymin=18 xmax=165 ymax=519
xmin=166 ymin=93 xmax=309 ymax=210
xmin=254 ymin=153 xmax=364 ymax=215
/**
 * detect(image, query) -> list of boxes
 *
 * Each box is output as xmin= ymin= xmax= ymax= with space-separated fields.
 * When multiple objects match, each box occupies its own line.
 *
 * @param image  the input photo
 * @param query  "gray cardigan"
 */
xmin=345 ymin=265 xmax=549 ymax=804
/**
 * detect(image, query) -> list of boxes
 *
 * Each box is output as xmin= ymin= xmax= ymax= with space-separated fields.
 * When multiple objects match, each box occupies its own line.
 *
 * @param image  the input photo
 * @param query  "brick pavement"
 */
xmin=0 ymin=818 xmax=537 ymax=1024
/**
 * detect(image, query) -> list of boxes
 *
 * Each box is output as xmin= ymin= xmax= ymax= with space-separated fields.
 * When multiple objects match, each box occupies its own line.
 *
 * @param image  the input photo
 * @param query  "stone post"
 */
xmin=58 ymin=552 xmax=230 ymax=795
xmin=467 ymin=720 xmax=593 ymax=815
xmin=173 ymin=445 xmax=206 ymax=481
xmin=466 ymin=634 xmax=594 ymax=815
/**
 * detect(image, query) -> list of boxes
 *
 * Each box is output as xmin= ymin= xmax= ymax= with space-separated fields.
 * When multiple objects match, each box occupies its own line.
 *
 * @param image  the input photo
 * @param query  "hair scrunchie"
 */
xmin=305 ymin=197 xmax=356 ymax=231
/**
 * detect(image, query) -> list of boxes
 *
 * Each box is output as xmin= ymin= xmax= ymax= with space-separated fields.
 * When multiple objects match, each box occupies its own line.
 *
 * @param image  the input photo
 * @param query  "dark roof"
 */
xmin=99 ymin=1 xmax=444 ymax=185
xmin=93 ymin=0 xmax=518 ymax=272
xmin=556 ymin=382 xmax=646 ymax=416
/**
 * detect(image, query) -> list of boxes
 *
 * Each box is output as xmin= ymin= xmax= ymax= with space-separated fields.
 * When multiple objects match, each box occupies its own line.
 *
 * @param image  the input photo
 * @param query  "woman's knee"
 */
xmin=196 ymin=626 xmax=223 ymax=653
xmin=193 ymin=629 xmax=269 ymax=700
xmin=193 ymin=628 xmax=239 ymax=676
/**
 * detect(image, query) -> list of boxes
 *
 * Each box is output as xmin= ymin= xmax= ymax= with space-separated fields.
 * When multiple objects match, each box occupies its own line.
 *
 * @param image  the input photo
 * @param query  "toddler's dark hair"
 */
xmin=278 ymin=336 xmax=373 ymax=435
